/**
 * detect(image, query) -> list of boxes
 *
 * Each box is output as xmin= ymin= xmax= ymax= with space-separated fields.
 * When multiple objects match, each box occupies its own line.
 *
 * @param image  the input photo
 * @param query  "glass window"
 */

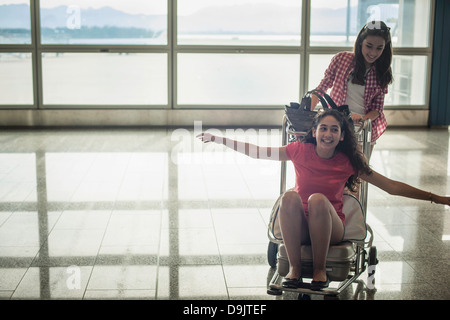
xmin=177 ymin=53 xmax=300 ymax=105
xmin=42 ymin=52 xmax=167 ymax=105
xmin=308 ymin=54 xmax=334 ymax=91
xmin=310 ymin=0 xmax=359 ymax=47
xmin=177 ymin=0 xmax=301 ymax=46
xmin=0 ymin=52 xmax=33 ymax=105
xmin=309 ymin=54 xmax=428 ymax=107
xmin=310 ymin=0 xmax=431 ymax=48
xmin=385 ymin=55 xmax=428 ymax=106
xmin=39 ymin=0 xmax=167 ymax=45
xmin=0 ymin=0 xmax=31 ymax=44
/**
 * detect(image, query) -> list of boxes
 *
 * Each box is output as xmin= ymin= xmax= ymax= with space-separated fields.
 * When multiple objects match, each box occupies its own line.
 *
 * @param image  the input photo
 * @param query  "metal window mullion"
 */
xmin=33 ymin=0 xmax=43 ymax=109
xmin=300 ymin=0 xmax=309 ymax=96
xmin=426 ymin=0 xmax=436 ymax=112
xmin=170 ymin=0 xmax=176 ymax=110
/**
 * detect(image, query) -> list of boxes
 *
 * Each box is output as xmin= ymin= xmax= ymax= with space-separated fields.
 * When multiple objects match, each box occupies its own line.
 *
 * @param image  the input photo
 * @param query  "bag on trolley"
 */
xmin=284 ymin=89 xmax=352 ymax=132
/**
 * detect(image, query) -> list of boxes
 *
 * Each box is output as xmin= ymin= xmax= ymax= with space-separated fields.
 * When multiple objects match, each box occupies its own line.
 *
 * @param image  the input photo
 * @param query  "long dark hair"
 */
xmin=301 ymin=109 xmax=372 ymax=192
xmin=353 ymin=21 xmax=393 ymax=89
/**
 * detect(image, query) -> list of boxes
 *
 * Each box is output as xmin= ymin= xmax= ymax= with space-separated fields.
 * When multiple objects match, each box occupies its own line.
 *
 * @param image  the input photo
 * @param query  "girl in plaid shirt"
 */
xmin=313 ymin=21 xmax=393 ymax=147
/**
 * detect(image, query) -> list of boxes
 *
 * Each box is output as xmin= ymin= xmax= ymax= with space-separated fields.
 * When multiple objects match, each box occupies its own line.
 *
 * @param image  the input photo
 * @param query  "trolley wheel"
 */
xmin=298 ymin=293 xmax=311 ymax=300
xmin=267 ymin=241 xmax=278 ymax=268
xmin=367 ymin=246 xmax=378 ymax=289
xmin=368 ymin=246 xmax=378 ymax=266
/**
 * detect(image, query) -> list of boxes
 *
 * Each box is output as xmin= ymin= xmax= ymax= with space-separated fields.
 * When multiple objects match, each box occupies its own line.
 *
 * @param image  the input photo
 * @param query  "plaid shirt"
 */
xmin=316 ymin=51 xmax=388 ymax=142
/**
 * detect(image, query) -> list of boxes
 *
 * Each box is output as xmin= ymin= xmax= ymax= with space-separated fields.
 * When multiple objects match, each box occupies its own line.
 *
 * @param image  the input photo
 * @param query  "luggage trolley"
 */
xmin=267 ymin=114 xmax=378 ymax=298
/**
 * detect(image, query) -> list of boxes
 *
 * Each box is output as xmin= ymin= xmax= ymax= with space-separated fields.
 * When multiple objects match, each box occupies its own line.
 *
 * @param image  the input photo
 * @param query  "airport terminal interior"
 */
xmin=1 ymin=0 xmax=450 ymax=301
xmin=0 ymin=126 xmax=449 ymax=300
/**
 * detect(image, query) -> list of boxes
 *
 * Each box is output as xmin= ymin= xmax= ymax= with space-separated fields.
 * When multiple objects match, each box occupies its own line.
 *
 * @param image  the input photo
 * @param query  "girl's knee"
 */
xmin=281 ymin=190 xmax=301 ymax=204
xmin=307 ymin=193 xmax=330 ymax=218
xmin=308 ymin=193 xmax=328 ymax=208
xmin=280 ymin=191 xmax=302 ymax=215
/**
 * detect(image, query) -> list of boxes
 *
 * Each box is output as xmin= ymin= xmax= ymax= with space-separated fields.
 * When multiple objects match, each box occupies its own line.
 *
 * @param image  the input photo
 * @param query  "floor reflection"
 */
xmin=0 ymin=127 xmax=449 ymax=300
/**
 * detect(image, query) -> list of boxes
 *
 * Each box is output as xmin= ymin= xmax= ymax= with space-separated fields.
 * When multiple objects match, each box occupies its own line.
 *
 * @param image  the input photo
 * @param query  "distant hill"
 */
xmin=0 ymin=3 xmax=360 ymax=35
xmin=0 ymin=4 xmax=165 ymax=31
xmin=178 ymin=3 xmax=358 ymax=35
xmin=178 ymin=3 xmax=301 ymax=34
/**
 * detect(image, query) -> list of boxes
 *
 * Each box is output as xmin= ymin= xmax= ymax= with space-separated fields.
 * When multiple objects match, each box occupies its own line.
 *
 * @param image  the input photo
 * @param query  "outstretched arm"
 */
xmin=359 ymin=170 xmax=450 ymax=205
xmin=196 ymin=133 xmax=290 ymax=161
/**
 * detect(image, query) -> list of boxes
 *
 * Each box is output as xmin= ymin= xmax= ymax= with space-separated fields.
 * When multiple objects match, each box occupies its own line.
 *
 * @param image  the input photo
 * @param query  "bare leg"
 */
xmin=278 ymin=191 xmax=309 ymax=280
xmin=307 ymin=193 xmax=345 ymax=282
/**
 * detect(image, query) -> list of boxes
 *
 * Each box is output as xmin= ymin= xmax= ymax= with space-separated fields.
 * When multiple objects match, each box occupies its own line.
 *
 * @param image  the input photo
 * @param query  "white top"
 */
xmin=345 ymin=74 xmax=365 ymax=116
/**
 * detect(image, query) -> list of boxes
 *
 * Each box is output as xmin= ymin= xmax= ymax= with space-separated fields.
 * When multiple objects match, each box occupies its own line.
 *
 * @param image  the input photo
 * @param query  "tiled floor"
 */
xmin=0 ymin=125 xmax=449 ymax=300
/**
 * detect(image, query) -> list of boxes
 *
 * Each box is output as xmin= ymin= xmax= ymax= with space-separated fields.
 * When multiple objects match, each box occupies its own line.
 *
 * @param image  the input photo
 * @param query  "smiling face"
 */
xmin=312 ymin=115 xmax=345 ymax=158
xmin=361 ymin=35 xmax=386 ymax=68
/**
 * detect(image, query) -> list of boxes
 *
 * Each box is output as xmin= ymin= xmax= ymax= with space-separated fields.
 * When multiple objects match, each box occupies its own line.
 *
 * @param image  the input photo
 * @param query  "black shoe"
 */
xmin=282 ymin=278 xmax=303 ymax=289
xmin=310 ymin=277 xmax=330 ymax=291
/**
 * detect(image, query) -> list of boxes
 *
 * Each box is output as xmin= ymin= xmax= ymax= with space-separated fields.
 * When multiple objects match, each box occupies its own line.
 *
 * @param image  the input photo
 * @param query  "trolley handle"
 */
xmin=354 ymin=119 xmax=371 ymax=135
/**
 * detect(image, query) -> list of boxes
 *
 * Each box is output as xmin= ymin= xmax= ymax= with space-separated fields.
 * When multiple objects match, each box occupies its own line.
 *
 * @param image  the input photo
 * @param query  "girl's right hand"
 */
xmin=351 ymin=113 xmax=364 ymax=123
xmin=431 ymin=194 xmax=450 ymax=206
xmin=310 ymin=94 xmax=319 ymax=110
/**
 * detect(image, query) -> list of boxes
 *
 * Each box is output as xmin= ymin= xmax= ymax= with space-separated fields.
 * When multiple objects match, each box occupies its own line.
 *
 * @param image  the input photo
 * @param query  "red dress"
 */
xmin=285 ymin=142 xmax=356 ymax=223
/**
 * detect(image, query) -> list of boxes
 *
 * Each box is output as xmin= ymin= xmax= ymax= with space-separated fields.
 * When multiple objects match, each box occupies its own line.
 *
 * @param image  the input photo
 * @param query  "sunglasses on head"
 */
xmin=364 ymin=21 xmax=391 ymax=33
